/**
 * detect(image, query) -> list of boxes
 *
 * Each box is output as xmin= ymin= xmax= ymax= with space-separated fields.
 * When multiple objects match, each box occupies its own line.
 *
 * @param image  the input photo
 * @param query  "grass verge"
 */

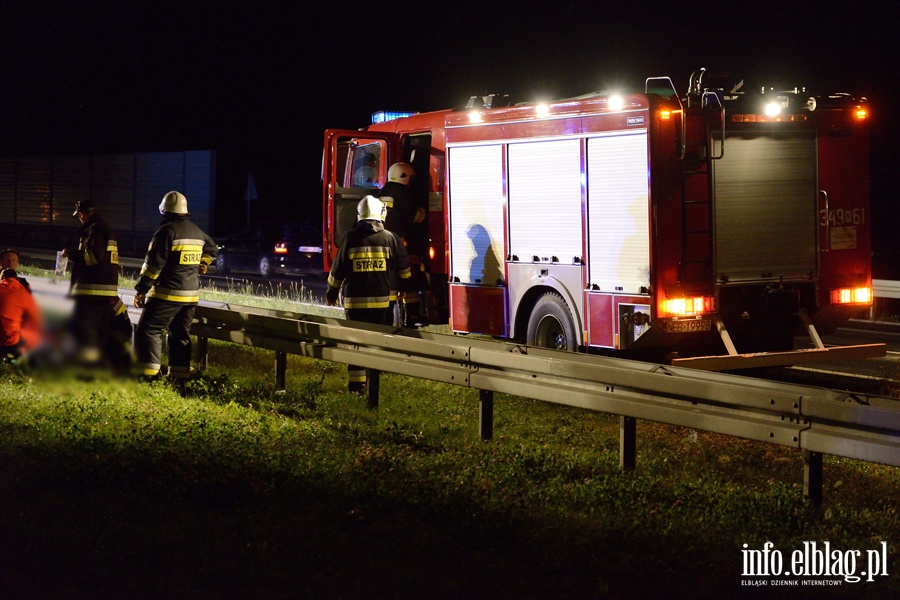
xmin=1 ymin=341 xmax=898 ymax=599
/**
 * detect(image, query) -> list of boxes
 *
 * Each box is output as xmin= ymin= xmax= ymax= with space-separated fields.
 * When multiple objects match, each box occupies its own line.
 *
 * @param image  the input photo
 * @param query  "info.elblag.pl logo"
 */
xmin=741 ymin=541 xmax=890 ymax=587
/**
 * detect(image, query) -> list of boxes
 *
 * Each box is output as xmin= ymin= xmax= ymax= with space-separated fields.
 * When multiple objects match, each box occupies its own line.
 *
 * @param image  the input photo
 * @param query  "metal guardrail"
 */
xmin=191 ymin=304 xmax=900 ymax=506
xmin=874 ymin=279 xmax=900 ymax=300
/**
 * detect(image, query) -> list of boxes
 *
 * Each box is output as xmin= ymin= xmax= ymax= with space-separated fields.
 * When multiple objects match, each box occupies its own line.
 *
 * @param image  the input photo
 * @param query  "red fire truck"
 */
xmin=322 ymin=69 xmax=882 ymax=368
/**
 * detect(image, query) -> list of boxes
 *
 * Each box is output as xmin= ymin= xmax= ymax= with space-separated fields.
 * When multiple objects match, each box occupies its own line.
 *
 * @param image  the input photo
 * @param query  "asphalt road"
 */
xmin=28 ymin=275 xmax=216 ymax=328
xmin=17 ymin=247 xmax=329 ymax=303
xmin=803 ymin=319 xmax=900 ymax=381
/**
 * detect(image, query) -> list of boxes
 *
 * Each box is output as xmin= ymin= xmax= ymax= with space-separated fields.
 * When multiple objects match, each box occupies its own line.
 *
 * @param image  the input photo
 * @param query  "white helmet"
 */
xmin=357 ymin=195 xmax=386 ymax=221
xmin=159 ymin=191 xmax=189 ymax=215
xmin=387 ymin=162 xmax=414 ymax=185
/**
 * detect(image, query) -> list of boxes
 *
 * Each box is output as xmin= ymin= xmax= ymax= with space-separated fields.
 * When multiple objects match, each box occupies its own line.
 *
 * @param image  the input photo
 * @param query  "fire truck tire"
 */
xmin=259 ymin=256 xmax=272 ymax=278
xmin=526 ymin=292 xmax=577 ymax=351
xmin=216 ymin=254 xmax=229 ymax=274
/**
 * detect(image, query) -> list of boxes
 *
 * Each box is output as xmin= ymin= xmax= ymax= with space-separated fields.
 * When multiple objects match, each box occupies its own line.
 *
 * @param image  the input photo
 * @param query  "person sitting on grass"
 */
xmin=0 ymin=268 xmax=41 ymax=363
xmin=0 ymin=248 xmax=30 ymax=293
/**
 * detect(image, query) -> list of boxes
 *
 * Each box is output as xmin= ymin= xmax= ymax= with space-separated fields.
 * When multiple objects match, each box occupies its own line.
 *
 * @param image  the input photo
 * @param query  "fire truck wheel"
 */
xmin=526 ymin=292 xmax=577 ymax=351
xmin=259 ymin=256 xmax=272 ymax=278
xmin=216 ymin=254 xmax=229 ymax=274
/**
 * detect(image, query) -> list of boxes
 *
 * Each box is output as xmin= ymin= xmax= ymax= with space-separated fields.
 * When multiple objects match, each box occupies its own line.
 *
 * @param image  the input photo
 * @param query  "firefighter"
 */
xmin=133 ymin=191 xmax=217 ymax=381
xmin=325 ymin=195 xmax=411 ymax=393
xmin=352 ymin=152 xmax=379 ymax=188
xmin=63 ymin=199 xmax=131 ymax=368
xmin=377 ymin=161 xmax=429 ymax=326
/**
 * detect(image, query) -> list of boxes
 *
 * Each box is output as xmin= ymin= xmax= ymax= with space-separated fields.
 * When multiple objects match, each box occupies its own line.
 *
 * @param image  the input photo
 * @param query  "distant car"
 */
xmin=215 ymin=221 xmax=323 ymax=278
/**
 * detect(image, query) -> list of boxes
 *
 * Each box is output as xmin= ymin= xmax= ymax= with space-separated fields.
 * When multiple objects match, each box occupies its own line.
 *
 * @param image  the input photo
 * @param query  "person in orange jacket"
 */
xmin=0 ymin=268 xmax=41 ymax=363
xmin=0 ymin=248 xmax=30 ymax=293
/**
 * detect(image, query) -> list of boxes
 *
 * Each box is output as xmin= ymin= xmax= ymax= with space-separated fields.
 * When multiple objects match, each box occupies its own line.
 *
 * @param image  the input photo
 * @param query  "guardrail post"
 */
xmin=479 ymin=390 xmax=494 ymax=441
xmin=275 ymin=351 xmax=287 ymax=391
xmin=804 ymin=451 xmax=824 ymax=509
xmin=620 ymin=416 xmax=636 ymax=471
xmin=196 ymin=336 xmax=208 ymax=372
xmin=366 ymin=369 xmax=380 ymax=409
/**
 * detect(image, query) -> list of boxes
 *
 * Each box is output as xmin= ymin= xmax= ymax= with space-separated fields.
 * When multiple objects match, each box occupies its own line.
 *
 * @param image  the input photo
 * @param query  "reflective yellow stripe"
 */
xmin=343 ymin=296 xmax=392 ymax=309
xmin=140 ymin=263 xmax=160 ymax=279
xmin=348 ymin=250 xmax=389 ymax=259
xmin=150 ymin=286 xmax=198 ymax=298
xmin=169 ymin=241 xmax=205 ymax=266
xmin=134 ymin=363 xmax=161 ymax=376
xmin=70 ymin=283 xmax=119 ymax=297
xmin=107 ymin=241 xmax=119 ymax=265
xmin=172 ymin=238 xmax=206 ymax=248
xmin=148 ymin=290 xmax=200 ymax=303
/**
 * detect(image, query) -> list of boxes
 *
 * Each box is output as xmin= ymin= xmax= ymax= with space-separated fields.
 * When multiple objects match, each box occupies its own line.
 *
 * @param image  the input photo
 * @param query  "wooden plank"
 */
xmin=671 ymin=344 xmax=886 ymax=371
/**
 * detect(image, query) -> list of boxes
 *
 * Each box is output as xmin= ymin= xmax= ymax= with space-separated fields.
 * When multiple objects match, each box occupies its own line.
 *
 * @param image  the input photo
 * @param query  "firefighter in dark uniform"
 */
xmin=326 ymin=195 xmax=411 ymax=393
xmin=133 ymin=191 xmax=217 ymax=380
xmin=64 ymin=199 xmax=132 ymax=369
xmin=378 ymin=162 xmax=428 ymax=327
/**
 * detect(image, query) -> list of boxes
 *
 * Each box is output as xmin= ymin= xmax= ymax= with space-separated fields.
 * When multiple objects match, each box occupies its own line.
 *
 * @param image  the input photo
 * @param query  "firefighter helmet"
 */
xmin=387 ymin=162 xmax=414 ymax=185
xmin=159 ymin=191 xmax=189 ymax=215
xmin=357 ymin=195 xmax=386 ymax=221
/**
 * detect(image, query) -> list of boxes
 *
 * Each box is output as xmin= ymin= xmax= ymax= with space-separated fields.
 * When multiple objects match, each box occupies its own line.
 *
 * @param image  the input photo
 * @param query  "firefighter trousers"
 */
xmin=345 ymin=306 xmax=392 ymax=392
xmin=134 ymin=298 xmax=196 ymax=378
xmin=70 ymin=297 xmax=114 ymax=364
xmin=107 ymin=299 xmax=135 ymax=373
xmin=402 ymin=257 xmax=429 ymax=326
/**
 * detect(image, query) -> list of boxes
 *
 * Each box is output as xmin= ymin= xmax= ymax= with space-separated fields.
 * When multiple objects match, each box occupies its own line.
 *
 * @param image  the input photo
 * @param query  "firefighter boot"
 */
xmin=348 ymin=364 xmax=367 ymax=394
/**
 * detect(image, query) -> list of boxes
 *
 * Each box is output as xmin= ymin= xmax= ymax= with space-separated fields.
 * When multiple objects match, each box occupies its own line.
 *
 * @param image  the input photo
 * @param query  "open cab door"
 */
xmin=322 ymin=129 xmax=400 ymax=271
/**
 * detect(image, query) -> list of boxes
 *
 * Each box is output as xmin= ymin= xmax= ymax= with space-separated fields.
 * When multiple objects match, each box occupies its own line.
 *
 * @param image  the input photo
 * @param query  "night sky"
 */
xmin=2 ymin=2 xmax=897 ymax=249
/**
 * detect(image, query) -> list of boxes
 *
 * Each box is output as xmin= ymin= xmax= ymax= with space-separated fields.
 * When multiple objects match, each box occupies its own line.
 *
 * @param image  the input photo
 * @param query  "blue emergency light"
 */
xmin=371 ymin=110 xmax=418 ymax=124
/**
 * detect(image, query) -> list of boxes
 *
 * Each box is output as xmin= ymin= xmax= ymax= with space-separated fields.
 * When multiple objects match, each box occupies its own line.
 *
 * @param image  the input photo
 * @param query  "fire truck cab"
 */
xmin=322 ymin=69 xmax=882 ymax=369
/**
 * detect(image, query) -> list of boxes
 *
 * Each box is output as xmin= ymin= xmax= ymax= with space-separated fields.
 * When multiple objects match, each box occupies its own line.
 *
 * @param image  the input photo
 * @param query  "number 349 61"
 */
xmin=820 ymin=208 xmax=865 ymax=226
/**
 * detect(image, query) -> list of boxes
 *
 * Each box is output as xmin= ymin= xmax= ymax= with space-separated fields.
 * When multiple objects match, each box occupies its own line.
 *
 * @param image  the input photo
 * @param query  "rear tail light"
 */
xmin=658 ymin=296 xmax=716 ymax=318
xmin=274 ymin=243 xmax=288 ymax=255
xmin=830 ymin=287 xmax=872 ymax=305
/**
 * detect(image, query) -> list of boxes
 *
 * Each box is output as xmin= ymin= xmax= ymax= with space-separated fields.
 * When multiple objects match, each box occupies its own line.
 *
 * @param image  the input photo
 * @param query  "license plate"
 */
xmin=664 ymin=319 xmax=712 ymax=333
